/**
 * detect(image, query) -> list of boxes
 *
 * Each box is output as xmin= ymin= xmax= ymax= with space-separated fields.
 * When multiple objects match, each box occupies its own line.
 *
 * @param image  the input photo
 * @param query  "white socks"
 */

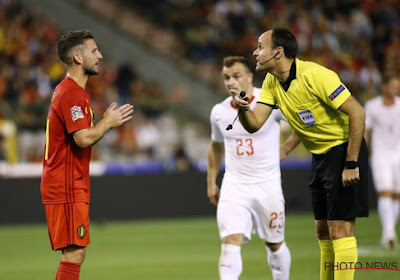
xmin=219 ymin=244 xmax=242 ymax=280
xmin=393 ymin=198 xmax=400 ymax=225
xmin=378 ymin=196 xmax=395 ymax=241
xmin=219 ymin=242 xmax=291 ymax=280
xmin=266 ymin=242 xmax=291 ymax=280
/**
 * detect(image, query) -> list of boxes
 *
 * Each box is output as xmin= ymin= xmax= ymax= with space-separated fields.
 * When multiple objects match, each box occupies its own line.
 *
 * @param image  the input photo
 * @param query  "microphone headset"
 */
xmin=258 ymin=52 xmax=278 ymax=65
xmin=259 ymin=50 xmax=290 ymax=74
xmin=226 ymin=91 xmax=248 ymax=131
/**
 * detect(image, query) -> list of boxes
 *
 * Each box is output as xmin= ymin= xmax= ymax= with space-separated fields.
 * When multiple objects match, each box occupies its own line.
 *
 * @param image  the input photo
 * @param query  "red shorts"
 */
xmin=44 ymin=203 xmax=90 ymax=250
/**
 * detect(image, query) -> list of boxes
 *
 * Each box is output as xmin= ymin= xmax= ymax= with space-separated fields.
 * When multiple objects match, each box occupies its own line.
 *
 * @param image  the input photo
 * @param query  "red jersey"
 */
xmin=41 ymin=77 xmax=94 ymax=204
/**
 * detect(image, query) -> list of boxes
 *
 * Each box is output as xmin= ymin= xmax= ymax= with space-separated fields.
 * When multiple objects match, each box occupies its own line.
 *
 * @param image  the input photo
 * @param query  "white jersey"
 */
xmin=365 ymin=96 xmax=400 ymax=191
xmin=210 ymin=88 xmax=286 ymax=184
xmin=365 ymin=96 xmax=400 ymax=156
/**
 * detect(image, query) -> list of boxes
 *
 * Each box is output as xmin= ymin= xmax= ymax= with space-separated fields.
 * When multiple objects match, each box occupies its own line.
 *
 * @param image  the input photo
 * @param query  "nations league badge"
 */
xmin=77 ymin=225 xmax=87 ymax=239
xmin=297 ymin=109 xmax=316 ymax=126
xmin=71 ymin=105 xmax=84 ymax=122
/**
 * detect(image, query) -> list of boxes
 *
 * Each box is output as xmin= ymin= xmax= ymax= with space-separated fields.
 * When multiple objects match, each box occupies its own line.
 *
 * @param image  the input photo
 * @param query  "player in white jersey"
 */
xmin=365 ymin=74 xmax=400 ymax=248
xmin=207 ymin=56 xmax=300 ymax=280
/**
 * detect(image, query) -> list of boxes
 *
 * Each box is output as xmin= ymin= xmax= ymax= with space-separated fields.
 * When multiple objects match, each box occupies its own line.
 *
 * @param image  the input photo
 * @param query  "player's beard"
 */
xmin=83 ymin=63 xmax=100 ymax=76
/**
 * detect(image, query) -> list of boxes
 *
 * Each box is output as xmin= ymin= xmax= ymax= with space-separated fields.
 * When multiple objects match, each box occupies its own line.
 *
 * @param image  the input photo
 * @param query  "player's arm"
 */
xmin=231 ymin=89 xmax=273 ymax=133
xmin=338 ymin=95 xmax=365 ymax=186
xmin=363 ymin=102 xmax=372 ymax=153
xmin=73 ymin=103 xmax=133 ymax=148
xmin=364 ymin=128 xmax=371 ymax=153
xmin=230 ymin=82 xmax=273 ymax=132
xmin=207 ymin=140 xmax=224 ymax=206
xmin=238 ymin=102 xmax=273 ymax=133
xmin=280 ymin=131 xmax=301 ymax=161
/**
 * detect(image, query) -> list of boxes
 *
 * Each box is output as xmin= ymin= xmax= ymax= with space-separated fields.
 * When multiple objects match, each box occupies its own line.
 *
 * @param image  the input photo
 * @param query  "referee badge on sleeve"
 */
xmin=329 ymin=85 xmax=345 ymax=101
xmin=297 ymin=109 xmax=315 ymax=126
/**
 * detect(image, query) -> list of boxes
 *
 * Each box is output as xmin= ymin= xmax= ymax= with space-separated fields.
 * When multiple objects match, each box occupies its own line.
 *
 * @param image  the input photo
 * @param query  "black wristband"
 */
xmin=345 ymin=161 xmax=359 ymax=169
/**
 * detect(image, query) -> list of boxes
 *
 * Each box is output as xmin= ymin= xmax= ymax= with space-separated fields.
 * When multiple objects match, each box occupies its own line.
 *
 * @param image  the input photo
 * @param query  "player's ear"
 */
xmin=72 ymin=52 xmax=83 ymax=65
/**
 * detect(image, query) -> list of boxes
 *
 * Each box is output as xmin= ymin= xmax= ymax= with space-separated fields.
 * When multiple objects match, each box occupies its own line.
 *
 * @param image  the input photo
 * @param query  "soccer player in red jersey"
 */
xmin=40 ymin=30 xmax=134 ymax=280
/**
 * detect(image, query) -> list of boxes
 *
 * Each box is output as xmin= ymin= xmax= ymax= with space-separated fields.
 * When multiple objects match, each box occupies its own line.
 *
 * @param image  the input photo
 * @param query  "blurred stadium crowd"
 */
xmin=0 ymin=0 xmax=399 ymax=168
xmin=81 ymin=0 xmax=400 ymax=95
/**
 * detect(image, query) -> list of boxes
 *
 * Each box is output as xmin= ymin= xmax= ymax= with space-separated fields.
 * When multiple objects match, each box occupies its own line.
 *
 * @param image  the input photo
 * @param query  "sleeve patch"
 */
xmin=329 ymin=85 xmax=345 ymax=101
xmin=71 ymin=106 xmax=85 ymax=122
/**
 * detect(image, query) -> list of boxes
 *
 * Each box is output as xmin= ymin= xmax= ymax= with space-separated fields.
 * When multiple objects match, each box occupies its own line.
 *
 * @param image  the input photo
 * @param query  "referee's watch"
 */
xmin=345 ymin=161 xmax=359 ymax=169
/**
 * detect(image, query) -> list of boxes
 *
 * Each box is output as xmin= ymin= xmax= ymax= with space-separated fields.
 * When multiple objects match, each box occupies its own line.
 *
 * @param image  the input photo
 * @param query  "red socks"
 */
xmin=55 ymin=261 xmax=81 ymax=280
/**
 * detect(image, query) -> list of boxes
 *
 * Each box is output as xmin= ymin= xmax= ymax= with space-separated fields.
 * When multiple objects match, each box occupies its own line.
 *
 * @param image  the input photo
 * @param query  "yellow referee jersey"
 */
xmin=258 ymin=58 xmax=350 ymax=154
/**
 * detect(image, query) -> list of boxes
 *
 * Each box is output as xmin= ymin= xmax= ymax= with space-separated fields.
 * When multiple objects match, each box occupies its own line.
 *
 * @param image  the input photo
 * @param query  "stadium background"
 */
xmin=0 ymin=0 xmax=399 ymax=279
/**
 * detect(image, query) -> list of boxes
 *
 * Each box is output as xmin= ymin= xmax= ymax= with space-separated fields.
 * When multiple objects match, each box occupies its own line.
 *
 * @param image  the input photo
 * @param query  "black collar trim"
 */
xmin=279 ymin=60 xmax=296 ymax=92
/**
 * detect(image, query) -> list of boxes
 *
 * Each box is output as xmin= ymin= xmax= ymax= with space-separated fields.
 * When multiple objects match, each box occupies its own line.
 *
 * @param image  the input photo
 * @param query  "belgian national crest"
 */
xmin=77 ymin=225 xmax=87 ymax=239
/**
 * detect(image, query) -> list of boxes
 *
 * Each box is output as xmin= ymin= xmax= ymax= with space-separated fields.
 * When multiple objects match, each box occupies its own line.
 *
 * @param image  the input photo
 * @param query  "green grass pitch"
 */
xmin=0 ymin=212 xmax=399 ymax=279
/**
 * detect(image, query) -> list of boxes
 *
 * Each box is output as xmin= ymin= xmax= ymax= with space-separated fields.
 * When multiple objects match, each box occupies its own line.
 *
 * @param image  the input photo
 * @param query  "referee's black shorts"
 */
xmin=309 ymin=140 xmax=369 ymax=220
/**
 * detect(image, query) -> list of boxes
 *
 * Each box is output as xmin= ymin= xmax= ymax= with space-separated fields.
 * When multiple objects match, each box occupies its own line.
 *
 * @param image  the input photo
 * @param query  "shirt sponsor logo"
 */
xmin=71 ymin=106 xmax=84 ymax=122
xmin=329 ymin=85 xmax=345 ymax=101
xmin=297 ymin=109 xmax=315 ymax=126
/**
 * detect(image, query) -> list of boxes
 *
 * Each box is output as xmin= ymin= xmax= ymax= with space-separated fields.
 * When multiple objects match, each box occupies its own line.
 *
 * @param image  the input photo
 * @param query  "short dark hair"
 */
xmin=222 ymin=56 xmax=251 ymax=73
xmin=382 ymin=73 xmax=399 ymax=85
xmin=57 ymin=30 xmax=94 ymax=65
xmin=271 ymin=28 xmax=298 ymax=59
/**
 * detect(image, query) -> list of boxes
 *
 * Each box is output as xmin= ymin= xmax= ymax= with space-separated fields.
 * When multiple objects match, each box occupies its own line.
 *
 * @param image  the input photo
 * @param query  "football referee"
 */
xmin=233 ymin=27 xmax=368 ymax=280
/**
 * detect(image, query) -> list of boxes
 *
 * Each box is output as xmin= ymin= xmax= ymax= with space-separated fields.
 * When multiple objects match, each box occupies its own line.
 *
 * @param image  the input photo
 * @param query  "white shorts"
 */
xmin=217 ymin=177 xmax=285 ymax=243
xmin=371 ymin=154 xmax=400 ymax=193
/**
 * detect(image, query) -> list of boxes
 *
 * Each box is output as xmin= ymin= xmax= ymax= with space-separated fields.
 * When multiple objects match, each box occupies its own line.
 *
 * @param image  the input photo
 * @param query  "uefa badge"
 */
xmin=329 ymin=85 xmax=345 ymax=101
xmin=71 ymin=106 xmax=84 ymax=122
